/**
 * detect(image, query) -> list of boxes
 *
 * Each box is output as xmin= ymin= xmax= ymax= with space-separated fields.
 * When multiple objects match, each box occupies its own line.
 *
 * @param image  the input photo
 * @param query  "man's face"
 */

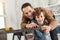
xmin=36 ymin=12 xmax=45 ymax=25
xmin=22 ymin=6 xmax=35 ymax=19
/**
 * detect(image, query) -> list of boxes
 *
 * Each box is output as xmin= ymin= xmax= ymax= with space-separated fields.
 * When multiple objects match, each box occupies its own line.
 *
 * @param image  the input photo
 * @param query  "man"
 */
xmin=21 ymin=3 xmax=58 ymax=40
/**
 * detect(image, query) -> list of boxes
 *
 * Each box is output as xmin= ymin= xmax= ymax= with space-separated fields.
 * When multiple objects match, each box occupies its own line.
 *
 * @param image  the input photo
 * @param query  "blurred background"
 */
xmin=0 ymin=0 xmax=60 ymax=40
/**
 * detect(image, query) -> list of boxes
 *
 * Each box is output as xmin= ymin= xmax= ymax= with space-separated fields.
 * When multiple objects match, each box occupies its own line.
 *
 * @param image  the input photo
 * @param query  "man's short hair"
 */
xmin=21 ymin=3 xmax=32 ymax=10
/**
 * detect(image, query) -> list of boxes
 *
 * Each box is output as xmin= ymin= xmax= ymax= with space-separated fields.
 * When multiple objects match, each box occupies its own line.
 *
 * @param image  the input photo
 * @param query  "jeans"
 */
xmin=50 ymin=27 xmax=58 ymax=40
xmin=34 ymin=29 xmax=51 ymax=40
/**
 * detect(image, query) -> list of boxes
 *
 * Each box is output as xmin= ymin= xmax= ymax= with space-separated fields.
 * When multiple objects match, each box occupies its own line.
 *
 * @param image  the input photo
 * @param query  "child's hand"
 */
xmin=41 ymin=25 xmax=51 ymax=34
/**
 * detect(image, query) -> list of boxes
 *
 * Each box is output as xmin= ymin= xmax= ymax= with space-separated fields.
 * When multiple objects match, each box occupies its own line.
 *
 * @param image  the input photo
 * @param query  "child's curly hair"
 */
xmin=34 ymin=8 xmax=45 ymax=18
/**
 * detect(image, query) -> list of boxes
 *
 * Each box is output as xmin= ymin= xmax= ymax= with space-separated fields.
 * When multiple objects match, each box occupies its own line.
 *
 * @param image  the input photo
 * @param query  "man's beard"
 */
xmin=27 ymin=12 xmax=35 ymax=20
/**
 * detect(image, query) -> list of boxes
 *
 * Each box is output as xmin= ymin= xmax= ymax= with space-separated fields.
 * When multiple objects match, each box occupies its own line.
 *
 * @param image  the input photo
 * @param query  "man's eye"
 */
xmin=41 ymin=16 xmax=43 ymax=18
xmin=29 ymin=10 xmax=31 ymax=12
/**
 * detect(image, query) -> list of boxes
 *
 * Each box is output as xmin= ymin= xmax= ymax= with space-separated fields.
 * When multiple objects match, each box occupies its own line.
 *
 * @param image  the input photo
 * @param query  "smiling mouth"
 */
xmin=28 ymin=16 xmax=33 ymax=19
xmin=39 ymin=20 xmax=43 ymax=22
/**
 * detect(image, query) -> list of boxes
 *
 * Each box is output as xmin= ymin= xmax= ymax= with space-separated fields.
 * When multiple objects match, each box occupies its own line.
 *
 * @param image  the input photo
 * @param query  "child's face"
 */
xmin=36 ymin=12 xmax=45 ymax=25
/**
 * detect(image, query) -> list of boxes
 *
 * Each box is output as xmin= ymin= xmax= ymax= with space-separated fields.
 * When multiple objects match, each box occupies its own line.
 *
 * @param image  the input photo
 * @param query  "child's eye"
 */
xmin=25 ymin=13 xmax=28 ymax=14
xmin=37 ymin=16 xmax=39 ymax=18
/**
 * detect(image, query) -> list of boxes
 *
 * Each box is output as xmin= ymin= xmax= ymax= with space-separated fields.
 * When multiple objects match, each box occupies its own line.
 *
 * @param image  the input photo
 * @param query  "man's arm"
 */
xmin=21 ymin=16 xmax=27 ymax=29
xmin=36 ymin=7 xmax=57 ymax=30
xmin=21 ymin=16 xmax=38 ymax=29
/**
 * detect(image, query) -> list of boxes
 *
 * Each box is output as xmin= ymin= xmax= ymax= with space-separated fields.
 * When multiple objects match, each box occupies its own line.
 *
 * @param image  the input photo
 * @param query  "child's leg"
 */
xmin=34 ymin=30 xmax=51 ymax=40
xmin=43 ymin=33 xmax=51 ymax=40
xmin=34 ymin=30 xmax=46 ymax=40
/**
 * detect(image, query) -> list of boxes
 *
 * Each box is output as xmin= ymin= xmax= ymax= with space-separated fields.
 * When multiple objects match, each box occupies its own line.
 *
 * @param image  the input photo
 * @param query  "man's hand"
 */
xmin=26 ymin=22 xmax=38 ymax=29
xmin=41 ymin=25 xmax=51 ymax=34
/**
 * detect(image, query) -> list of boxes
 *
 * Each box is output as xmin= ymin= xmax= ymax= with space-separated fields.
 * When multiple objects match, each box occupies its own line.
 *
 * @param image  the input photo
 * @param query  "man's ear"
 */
xmin=44 ymin=17 xmax=45 ymax=19
xmin=32 ymin=8 xmax=35 ymax=12
xmin=35 ymin=16 xmax=38 ymax=20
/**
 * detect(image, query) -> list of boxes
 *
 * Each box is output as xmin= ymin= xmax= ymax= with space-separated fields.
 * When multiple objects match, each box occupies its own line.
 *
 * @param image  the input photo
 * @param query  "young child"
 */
xmin=34 ymin=9 xmax=51 ymax=40
xmin=25 ymin=9 xmax=51 ymax=40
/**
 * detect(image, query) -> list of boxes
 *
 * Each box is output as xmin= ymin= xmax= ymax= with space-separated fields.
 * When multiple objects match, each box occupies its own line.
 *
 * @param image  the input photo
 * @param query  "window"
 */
xmin=0 ymin=2 xmax=5 ymax=29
